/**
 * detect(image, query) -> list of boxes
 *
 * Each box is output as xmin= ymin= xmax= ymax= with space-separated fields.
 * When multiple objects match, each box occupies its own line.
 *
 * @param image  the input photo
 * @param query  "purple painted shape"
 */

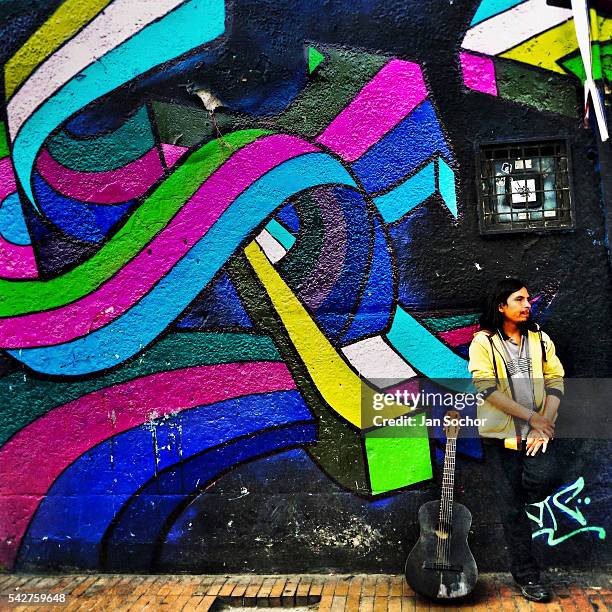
xmin=460 ymin=52 xmax=498 ymax=96
xmin=298 ymin=187 xmax=347 ymax=309
xmin=316 ymin=59 xmax=428 ymax=162
xmin=161 ymin=143 xmax=189 ymax=168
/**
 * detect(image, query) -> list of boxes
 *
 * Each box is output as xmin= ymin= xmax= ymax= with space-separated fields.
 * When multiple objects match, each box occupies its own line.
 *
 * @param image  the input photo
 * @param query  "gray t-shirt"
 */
xmin=497 ymin=330 xmax=536 ymax=439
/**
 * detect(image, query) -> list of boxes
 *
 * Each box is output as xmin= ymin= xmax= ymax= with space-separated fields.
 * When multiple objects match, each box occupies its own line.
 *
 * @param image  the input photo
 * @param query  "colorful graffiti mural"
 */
xmin=0 ymin=0 xmax=608 ymax=573
xmin=460 ymin=0 xmax=611 ymax=118
xmin=0 ymin=0 xmax=472 ymax=571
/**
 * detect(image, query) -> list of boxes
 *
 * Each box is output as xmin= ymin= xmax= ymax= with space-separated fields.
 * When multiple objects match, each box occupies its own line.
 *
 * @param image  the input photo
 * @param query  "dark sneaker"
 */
xmin=517 ymin=581 xmax=551 ymax=602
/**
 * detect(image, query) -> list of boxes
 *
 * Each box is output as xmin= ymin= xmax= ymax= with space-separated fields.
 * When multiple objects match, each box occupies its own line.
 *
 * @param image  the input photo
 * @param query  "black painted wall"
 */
xmin=1 ymin=0 xmax=610 ymax=574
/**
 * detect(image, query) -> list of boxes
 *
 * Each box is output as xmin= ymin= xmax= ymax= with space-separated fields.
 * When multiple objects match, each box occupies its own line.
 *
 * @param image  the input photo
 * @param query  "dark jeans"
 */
xmin=482 ymin=438 xmax=564 ymax=584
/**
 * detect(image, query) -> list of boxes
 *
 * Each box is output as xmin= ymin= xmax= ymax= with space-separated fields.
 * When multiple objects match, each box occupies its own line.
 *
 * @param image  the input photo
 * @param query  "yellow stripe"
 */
xmin=244 ymin=240 xmax=412 ymax=430
xmin=4 ymin=0 xmax=113 ymax=100
xmin=591 ymin=8 xmax=601 ymax=42
xmin=596 ymin=11 xmax=612 ymax=41
xmin=500 ymin=19 xmax=577 ymax=75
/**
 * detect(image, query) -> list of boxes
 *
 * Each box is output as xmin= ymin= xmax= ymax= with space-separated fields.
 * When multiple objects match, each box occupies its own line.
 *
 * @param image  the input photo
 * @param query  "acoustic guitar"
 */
xmin=404 ymin=410 xmax=478 ymax=600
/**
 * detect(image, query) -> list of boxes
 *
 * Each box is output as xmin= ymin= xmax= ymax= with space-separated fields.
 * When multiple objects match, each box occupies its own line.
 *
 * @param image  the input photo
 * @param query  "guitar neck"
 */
xmin=438 ymin=436 xmax=457 ymax=527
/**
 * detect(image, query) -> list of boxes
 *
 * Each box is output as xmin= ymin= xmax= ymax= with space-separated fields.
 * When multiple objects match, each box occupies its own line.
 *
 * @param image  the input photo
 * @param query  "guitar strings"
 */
xmin=448 ymin=438 xmax=457 ymax=566
xmin=443 ymin=437 xmax=456 ymax=566
xmin=441 ymin=439 xmax=449 ymax=566
xmin=444 ymin=437 xmax=451 ymax=567
xmin=436 ymin=435 xmax=456 ymax=567
xmin=438 ymin=436 xmax=456 ymax=568
xmin=436 ymin=442 xmax=447 ymax=564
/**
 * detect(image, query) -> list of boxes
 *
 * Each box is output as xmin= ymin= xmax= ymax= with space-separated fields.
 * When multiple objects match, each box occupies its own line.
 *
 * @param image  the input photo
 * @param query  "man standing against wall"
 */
xmin=468 ymin=278 xmax=565 ymax=603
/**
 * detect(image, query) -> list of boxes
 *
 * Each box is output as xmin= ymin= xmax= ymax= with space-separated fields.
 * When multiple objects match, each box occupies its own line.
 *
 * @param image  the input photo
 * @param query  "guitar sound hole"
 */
xmin=435 ymin=522 xmax=452 ymax=539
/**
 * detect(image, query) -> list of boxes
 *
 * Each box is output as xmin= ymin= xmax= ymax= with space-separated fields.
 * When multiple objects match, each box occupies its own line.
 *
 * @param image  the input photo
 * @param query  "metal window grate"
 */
xmin=476 ymin=138 xmax=575 ymax=234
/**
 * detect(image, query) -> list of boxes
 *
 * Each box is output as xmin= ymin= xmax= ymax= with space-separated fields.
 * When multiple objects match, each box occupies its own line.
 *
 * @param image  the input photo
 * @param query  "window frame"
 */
xmin=474 ymin=135 xmax=576 ymax=236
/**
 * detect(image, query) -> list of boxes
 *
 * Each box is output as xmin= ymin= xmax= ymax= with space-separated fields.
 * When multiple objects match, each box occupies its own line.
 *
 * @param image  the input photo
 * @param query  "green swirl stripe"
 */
xmin=0 ymin=129 xmax=267 ymax=316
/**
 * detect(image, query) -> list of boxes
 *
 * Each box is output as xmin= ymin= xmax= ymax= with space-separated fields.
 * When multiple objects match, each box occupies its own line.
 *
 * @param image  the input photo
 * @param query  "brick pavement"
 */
xmin=0 ymin=570 xmax=609 ymax=611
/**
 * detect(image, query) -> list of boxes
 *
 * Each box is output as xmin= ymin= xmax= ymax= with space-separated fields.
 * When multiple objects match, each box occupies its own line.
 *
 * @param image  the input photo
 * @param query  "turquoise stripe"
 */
xmin=373 ymin=162 xmax=435 ymax=224
xmin=12 ymin=0 xmax=225 ymax=206
xmin=386 ymin=306 xmax=471 ymax=388
xmin=470 ymin=0 xmax=527 ymax=26
xmin=438 ymin=157 xmax=457 ymax=218
xmin=10 ymin=153 xmax=357 ymax=375
xmin=0 ymin=192 xmax=31 ymax=245
xmin=265 ymin=218 xmax=296 ymax=250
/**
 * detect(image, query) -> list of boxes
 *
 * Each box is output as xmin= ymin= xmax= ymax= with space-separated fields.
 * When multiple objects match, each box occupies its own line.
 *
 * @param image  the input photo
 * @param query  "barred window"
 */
xmin=476 ymin=138 xmax=575 ymax=234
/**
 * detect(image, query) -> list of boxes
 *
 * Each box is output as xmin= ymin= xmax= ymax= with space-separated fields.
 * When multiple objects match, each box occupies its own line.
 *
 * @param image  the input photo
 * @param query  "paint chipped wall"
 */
xmin=0 ymin=0 xmax=610 ymax=573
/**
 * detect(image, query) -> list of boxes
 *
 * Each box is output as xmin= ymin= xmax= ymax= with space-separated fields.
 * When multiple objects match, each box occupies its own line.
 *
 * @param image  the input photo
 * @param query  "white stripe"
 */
xmin=571 ymin=0 xmax=609 ymax=141
xmin=462 ymin=0 xmax=572 ymax=56
xmin=255 ymin=230 xmax=287 ymax=264
xmin=341 ymin=336 xmax=417 ymax=389
xmin=7 ymin=0 xmax=186 ymax=139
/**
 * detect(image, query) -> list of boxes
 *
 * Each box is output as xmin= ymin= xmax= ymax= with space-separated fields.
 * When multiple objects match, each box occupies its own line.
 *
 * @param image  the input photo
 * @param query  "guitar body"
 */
xmin=405 ymin=500 xmax=478 ymax=600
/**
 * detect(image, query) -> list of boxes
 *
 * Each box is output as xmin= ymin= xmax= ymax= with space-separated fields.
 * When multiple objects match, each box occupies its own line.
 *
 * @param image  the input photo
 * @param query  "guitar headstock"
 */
xmin=444 ymin=410 xmax=461 ymax=439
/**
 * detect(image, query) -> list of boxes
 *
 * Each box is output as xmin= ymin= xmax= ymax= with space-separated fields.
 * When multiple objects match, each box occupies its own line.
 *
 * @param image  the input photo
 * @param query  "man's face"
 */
xmin=498 ymin=286 xmax=531 ymax=325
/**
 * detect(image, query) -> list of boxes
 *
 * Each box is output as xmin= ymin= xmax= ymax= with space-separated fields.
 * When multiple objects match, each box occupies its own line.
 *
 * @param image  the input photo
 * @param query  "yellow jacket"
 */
xmin=468 ymin=325 xmax=565 ymax=448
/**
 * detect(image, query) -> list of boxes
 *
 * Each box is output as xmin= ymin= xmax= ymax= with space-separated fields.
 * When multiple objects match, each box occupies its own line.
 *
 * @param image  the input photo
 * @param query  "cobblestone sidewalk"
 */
xmin=1 ymin=570 xmax=610 ymax=611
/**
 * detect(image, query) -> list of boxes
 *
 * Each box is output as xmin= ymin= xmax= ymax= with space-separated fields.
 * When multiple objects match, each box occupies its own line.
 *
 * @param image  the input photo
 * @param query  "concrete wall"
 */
xmin=0 ymin=0 xmax=610 ymax=573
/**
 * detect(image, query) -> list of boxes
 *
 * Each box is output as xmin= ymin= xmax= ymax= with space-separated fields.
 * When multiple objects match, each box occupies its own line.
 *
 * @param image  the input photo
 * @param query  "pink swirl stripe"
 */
xmin=439 ymin=324 xmax=480 ymax=347
xmin=0 ymin=361 xmax=296 ymax=568
xmin=0 ymin=135 xmax=318 ymax=348
xmin=0 ymin=158 xmax=37 ymax=278
xmin=36 ymin=148 xmax=164 ymax=204
xmin=0 ymin=239 xmax=38 ymax=279
xmin=0 ymin=158 xmax=16 ymax=200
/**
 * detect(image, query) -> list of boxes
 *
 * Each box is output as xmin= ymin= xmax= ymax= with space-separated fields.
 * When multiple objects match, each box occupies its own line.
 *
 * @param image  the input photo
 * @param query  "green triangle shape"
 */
xmin=561 ymin=42 xmax=612 ymax=83
xmin=561 ymin=52 xmax=587 ymax=82
xmin=308 ymin=47 xmax=325 ymax=74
